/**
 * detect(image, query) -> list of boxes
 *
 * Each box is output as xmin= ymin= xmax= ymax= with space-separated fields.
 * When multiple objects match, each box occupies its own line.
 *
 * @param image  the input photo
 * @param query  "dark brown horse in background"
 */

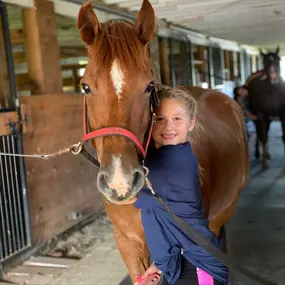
xmin=246 ymin=47 xmax=285 ymax=169
xmin=77 ymin=0 xmax=249 ymax=282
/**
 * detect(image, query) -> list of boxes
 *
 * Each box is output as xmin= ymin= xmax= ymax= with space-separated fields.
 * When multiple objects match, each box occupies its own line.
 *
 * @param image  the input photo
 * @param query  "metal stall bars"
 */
xmin=0 ymin=1 xmax=31 ymax=271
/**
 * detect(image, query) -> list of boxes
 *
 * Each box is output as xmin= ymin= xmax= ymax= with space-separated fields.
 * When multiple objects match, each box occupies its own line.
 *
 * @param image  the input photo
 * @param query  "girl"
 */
xmin=233 ymin=85 xmax=257 ymax=140
xmin=134 ymin=86 xmax=228 ymax=285
xmin=233 ymin=85 xmax=257 ymax=122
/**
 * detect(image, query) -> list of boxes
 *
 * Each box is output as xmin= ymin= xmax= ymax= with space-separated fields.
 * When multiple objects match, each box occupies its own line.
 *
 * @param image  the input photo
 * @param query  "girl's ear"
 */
xmin=188 ymin=117 xmax=196 ymax=132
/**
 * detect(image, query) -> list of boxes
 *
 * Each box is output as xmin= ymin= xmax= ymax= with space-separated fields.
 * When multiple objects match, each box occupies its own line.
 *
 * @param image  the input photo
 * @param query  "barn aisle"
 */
xmin=229 ymin=121 xmax=285 ymax=285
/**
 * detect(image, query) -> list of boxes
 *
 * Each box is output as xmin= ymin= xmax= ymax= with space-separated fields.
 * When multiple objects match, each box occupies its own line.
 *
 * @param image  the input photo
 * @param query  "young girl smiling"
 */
xmin=134 ymin=86 xmax=228 ymax=285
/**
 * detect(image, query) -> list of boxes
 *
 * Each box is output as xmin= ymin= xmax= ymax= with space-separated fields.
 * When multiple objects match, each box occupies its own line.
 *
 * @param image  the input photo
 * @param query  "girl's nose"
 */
xmin=164 ymin=119 xmax=174 ymax=130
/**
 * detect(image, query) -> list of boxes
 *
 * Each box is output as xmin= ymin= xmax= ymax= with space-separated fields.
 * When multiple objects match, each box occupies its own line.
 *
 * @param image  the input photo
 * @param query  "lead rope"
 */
xmin=143 ymin=166 xmax=281 ymax=285
xmin=0 ymin=141 xmax=84 ymax=160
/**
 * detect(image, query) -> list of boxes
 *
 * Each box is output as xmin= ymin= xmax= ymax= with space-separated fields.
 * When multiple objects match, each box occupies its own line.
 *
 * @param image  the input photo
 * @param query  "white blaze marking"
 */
xmin=109 ymin=155 xmax=129 ymax=196
xmin=110 ymin=60 xmax=124 ymax=99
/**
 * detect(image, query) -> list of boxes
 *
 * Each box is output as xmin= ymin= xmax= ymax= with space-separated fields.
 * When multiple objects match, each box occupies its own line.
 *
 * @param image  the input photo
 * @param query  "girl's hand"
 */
xmin=133 ymin=262 xmax=162 ymax=285
xmin=142 ymin=262 xmax=162 ymax=278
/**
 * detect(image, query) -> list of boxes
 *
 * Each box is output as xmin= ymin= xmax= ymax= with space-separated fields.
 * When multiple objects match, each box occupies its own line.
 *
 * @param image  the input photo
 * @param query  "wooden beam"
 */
xmin=13 ymin=51 xmax=26 ymax=64
xmin=22 ymin=0 xmax=63 ymax=95
xmin=0 ymin=111 xmax=18 ymax=136
xmin=10 ymin=29 xmax=25 ymax=45
xmin=13 ymin=47 xmax=87 ymax=65
xmin=60 ymin=47 xmax=87 ymax=58
xmin=63 ymin=77 xmax=76 ymax=87
xmin=15 ymin=72 xmax=80 ymax=92
xmin=61 ymin=64 xmax=86 ymax=71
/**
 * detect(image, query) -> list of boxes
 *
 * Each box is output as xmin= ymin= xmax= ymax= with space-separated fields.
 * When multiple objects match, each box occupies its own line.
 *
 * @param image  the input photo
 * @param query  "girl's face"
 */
xmin=238 ymin=87 xmax=248 ymax=99
xmin=152 ymin=99 xmax=195 ymax=148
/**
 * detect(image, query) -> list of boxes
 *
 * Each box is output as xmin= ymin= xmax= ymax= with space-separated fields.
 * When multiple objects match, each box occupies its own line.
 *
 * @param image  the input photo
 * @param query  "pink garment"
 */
xmin=197 ymin=268 xmax=214 ymax=285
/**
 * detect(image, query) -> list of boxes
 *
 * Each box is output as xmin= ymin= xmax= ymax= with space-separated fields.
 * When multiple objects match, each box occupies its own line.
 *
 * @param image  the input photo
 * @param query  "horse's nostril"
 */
xmin=133 ymin=171 xmax=140 ymax=185
xmin=97 ymin=171 xmax=113 ymax=196
xmin=131 ymin=168 xmax=145 ymax=193
xmin=117 ymin=195 xmax=125 ymax=201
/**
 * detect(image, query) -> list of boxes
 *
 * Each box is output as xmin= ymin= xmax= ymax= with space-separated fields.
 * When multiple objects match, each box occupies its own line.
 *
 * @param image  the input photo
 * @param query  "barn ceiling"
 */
xmin=95 ymin=0 xmax=285 ymax=54
xmin=5 ymin=0 xmax=285 ymax=55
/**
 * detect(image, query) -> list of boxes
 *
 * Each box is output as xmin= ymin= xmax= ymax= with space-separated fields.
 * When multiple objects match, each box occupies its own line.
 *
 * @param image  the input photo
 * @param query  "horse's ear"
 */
xmin=275 ymin=46 xmax=280 ymax=55
xmin=77 ymin=1 xmax=101 ymax=45
xmin=135 ymin=0 xmax=156 ymax=45
xmin=259 ymin=48 xmax=265 ymax=57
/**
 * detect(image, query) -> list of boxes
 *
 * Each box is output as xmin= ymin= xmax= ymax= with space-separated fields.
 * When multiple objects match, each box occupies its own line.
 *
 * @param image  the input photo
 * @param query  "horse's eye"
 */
xmin=81 ymin=83 xmax=91 ymax=95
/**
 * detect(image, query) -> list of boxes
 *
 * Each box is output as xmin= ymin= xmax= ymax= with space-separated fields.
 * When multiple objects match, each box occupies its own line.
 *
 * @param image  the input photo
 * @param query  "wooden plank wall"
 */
xmin=20 ymin=94 xmax=104 ymax=243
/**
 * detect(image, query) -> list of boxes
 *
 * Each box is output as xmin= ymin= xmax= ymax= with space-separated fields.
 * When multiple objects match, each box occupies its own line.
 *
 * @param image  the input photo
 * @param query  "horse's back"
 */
xmin=185 ymin=86 xmax=249 ymax=220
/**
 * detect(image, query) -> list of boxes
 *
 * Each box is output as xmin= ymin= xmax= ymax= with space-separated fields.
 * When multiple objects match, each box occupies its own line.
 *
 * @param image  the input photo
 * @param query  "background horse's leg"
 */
xmin=104 ymin=202 xmax=150 ymax=283
xmin=280 ymin=116 xmax=285 ymax=169
xmin=255 ymin=133 xmax=260 ymax=159
xmin=255 ymin=116 xmax=270 ymax=169
xmin=261 ymin=117 xmax=270 ymax=168
xmin=263 ymin=119 xmax=271 ymax=159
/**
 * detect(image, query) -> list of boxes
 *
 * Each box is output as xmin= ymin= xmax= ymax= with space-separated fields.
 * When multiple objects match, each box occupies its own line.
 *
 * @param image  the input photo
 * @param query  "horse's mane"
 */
xmin=87 ymin=20 xmax=151 ymax=74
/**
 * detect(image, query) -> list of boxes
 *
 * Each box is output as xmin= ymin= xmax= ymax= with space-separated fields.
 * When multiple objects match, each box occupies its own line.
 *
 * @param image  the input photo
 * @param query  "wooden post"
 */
xmin=159 ymin=37 xmax=171 ymax=86
xmin=179 ymin=41 xmax=190 ymax=86
xmin=229 ymin=51 xmax=235 ymax=81
xmin=251 ymin=55 xmax=257 ymax=73
xmin=188 ymin=41 xmax=195 ymax=86
xmin=224 ymin=50 xmax=230 ymax=81
xmin=207 ymin=46 xmax=214 ymax=88
xmin=149 ymin=35 xmax=161 ymax=84
xmin=233 ymin=51 xmax=239 ymax=83
xmin=72 ymin=69 xmax=80 ymax=93
xmin=224 ymin=50 xmax=235 ymax=81
xmin=0 ymin=9 xmax=10 ymax=108
xmin=197 ymin=46 xmax=206 ymax=76
xmin=22 ymin=0 xmax=63 ymax=95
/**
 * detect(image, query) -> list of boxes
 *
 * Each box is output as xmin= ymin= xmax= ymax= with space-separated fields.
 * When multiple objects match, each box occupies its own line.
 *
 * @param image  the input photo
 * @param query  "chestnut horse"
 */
xmin=77 ymin=0 xmax=249 ymax=282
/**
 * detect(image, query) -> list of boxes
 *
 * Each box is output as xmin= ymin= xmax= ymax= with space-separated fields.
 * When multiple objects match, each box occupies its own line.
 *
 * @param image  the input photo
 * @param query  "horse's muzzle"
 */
xmin=97 ymin=166 xmax=145 ymax=203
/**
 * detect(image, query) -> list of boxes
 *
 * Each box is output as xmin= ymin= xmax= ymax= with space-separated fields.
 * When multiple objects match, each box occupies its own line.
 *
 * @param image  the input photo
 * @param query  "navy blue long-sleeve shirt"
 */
xmin=134 ymin=142 xmax=228 ymax=285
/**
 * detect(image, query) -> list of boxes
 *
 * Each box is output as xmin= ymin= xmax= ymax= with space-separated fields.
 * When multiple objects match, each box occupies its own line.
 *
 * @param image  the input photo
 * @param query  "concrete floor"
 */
xmin=229 ymin=121 xmax=285 ymax=285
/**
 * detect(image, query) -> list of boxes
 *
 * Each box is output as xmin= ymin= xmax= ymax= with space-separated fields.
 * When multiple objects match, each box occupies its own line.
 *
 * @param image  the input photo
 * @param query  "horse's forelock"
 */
xmin=87 ymin=21 xmax=151 ymax=75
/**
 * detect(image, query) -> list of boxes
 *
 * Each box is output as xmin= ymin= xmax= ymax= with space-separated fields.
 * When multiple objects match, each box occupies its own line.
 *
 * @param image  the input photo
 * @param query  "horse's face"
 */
xmin=260 ymin=47 xmax=281 ymax=83
xmin=77 ymin=0 xmax=156 ymax=204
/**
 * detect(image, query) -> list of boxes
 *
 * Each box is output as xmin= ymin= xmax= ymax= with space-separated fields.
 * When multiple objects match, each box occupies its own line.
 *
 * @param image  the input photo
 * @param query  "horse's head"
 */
xmin=260 ymin=46 xmax=281 ymax=83
xmin=77 ymin=0 xmax=156 ymax=204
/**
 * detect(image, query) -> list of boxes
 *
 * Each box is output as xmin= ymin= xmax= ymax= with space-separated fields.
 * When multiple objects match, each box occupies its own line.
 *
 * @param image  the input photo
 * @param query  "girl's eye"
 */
xmin=81 ymin=83 xmax=91 ymax=95
xmin=174 ymin=117 xmax=181 ymax=121
xmin=156 ymin=117 xmax=164 ymax=122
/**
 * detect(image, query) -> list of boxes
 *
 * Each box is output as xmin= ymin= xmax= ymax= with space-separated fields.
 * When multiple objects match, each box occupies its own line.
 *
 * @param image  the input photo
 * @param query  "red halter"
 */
xmin=80 ymin=84 xmax=158 ymax=160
